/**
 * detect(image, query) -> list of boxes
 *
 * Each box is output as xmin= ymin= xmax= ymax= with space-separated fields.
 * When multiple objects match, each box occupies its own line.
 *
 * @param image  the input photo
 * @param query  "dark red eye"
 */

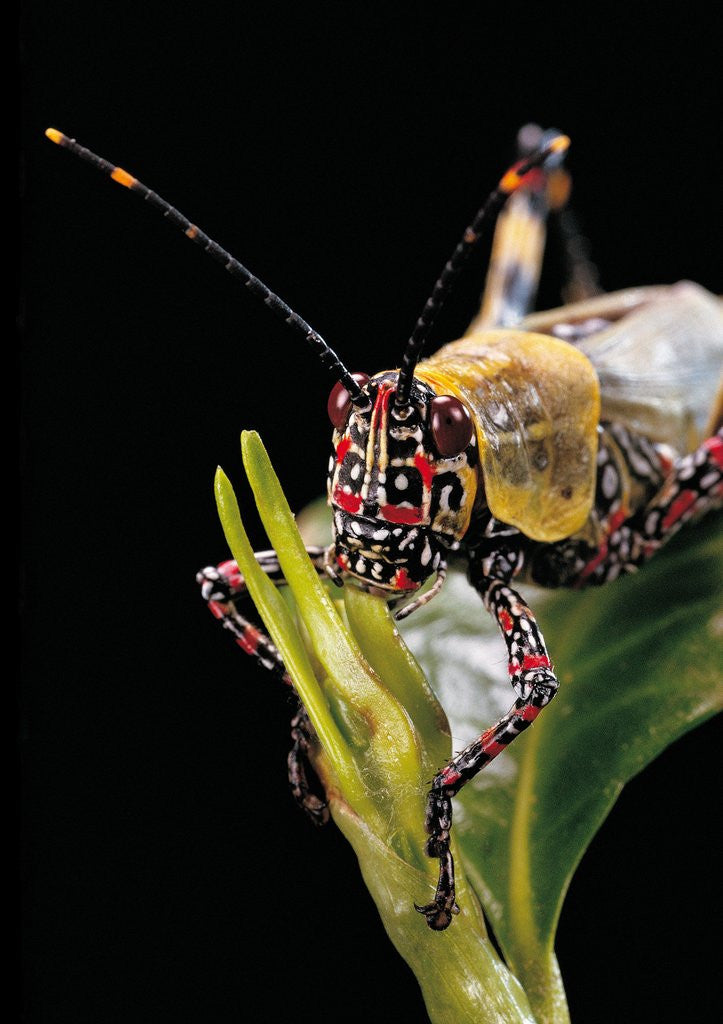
xmin=327 ymin=373 xmax=370 ymax=430
xmin=430 ymin=395 xmax=474 ymax=457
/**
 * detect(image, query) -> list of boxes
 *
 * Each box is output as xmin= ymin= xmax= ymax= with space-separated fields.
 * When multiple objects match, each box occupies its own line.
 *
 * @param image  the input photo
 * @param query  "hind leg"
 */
xmin=470 ymin=123 xmax=599 ymax=331
xmin=574 ymin=431 xmax=723 ymax=586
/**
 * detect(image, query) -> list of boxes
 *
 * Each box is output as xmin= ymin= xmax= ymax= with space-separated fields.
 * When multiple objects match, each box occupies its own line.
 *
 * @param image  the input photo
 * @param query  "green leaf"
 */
xmin=400 ymin=515 xmax=722 ymax=1023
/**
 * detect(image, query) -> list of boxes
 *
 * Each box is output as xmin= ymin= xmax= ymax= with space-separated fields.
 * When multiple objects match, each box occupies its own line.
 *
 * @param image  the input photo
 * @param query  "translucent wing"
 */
xmin=574 ymin=282 xmax=723 ymax=452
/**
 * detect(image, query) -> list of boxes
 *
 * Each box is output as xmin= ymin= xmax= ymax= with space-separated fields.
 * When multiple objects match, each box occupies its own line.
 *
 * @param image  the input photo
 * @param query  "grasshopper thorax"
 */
xmin=327 ymin=372 xmax=479 ymax=594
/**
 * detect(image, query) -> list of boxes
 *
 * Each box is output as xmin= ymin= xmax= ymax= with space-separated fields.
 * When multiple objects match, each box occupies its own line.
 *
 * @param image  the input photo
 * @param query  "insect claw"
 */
xmin=414 ymin=901 xmax=455 ymax=931
xmin=299 ymin=794 xmax=330 ymax=827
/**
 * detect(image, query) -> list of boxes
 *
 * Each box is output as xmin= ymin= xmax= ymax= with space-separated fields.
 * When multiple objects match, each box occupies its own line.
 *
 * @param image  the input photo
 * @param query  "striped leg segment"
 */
xmin=198 ymin=547 xmax=330 ymax=602
xmin=471 ymin=125 xmax=563 ymax=331
xmin=628 ymin=432 xmax=723 ymax=560
xmin=288 ymin=708 xmax=330 ymax=826
xmin=197 ymin=549 xmax=332 ymax=824
xmin=575 ymin=431 xmax=723 ymax=586
xmin=416 ymin=577 xmax=559 ymax=930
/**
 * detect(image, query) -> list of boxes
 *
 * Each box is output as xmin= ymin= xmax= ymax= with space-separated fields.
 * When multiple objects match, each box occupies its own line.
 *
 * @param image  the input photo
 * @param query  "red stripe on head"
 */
xmin=381 ymin=504 xmax=423 ymax=524
xmin=371 ymin=380 xmax=395 ymax=433
xmin=332 ymin=486 xmax=362 ymax=514
xmin=335 ymin=436 xmax=352 ymax=464
xmin=414 ymin=452 xmax=435 ymax=490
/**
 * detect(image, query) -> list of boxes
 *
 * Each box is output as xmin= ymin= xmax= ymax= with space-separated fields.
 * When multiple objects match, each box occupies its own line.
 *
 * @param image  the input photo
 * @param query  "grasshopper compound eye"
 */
xmin=430 ymin=395 xmax=474 ymax=456
xmin=327 ymin=373 xmax=370 ymax=429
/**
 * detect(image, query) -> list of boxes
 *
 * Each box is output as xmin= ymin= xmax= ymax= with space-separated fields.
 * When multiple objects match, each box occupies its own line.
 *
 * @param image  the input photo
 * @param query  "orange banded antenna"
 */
xmin=394 ymin=131 xmax=570 ymax=408
xmin=44 ymin=128 xmax=365 ymax=403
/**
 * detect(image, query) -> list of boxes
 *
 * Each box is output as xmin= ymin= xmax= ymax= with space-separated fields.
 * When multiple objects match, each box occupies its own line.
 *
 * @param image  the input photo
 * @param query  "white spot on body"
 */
xmin=601 ymin=463 xmax=618 ymax=500
xmin=626 ymin=447 xmax=655 ymax=477
xmin=398 ymin=529 xmax=418 ymax=550
xmin=700 ymin=470 xmax=719 ymax=489
xmin=395 ymin=474 xmax=408 ymax=490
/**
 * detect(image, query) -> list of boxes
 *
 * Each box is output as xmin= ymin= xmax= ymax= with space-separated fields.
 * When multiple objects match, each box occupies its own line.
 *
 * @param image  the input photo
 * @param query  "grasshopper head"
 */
xmin=327 ymin=371 xmax=479 ymax=594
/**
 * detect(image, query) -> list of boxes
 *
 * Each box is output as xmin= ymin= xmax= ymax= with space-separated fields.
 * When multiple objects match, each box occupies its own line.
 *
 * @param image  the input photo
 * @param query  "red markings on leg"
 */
xmin=508 ymin=653 xmax=552 ymax=676
xmin=439 ymin=765 xmax=462 ymax=787
xmin=704 ymin=435 xmax=723 ymax=468
xmin=661 ymin=489 xmax=697 ymax=531
xmin=522 ymin=653 xmax=551 ymax=671
xmin=235 ymin=625 xmax=261 ymax=656
xmin=578 ymin=507 xmax=629 ymax=581
xmin=478 ymin=726 xmax=506 ymax=759
xmin=499 ymin=608 xmax=514 ymax=633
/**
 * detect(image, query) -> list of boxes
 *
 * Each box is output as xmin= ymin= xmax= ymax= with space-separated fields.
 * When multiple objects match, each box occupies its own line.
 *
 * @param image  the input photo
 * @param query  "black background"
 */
xmin=22 ymin=5 xmax=721 ymax=1022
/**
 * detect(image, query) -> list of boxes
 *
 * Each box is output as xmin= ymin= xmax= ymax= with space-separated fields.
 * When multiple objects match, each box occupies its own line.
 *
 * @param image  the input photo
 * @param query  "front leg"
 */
xmin=197 ymin=548 xmax=333 ymax=825
xmin=417 ymin=547 xmax=559 ymax=930
xmin=197 ymin=546 xmax=334 ymax=672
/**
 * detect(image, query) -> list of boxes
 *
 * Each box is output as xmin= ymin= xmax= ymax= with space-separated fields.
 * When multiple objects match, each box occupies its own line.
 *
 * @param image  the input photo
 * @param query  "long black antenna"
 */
xmin=394 ymin=132 xmax=570 ymax=408
xmin=45 ymin=129 xmax=365 ymax=404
